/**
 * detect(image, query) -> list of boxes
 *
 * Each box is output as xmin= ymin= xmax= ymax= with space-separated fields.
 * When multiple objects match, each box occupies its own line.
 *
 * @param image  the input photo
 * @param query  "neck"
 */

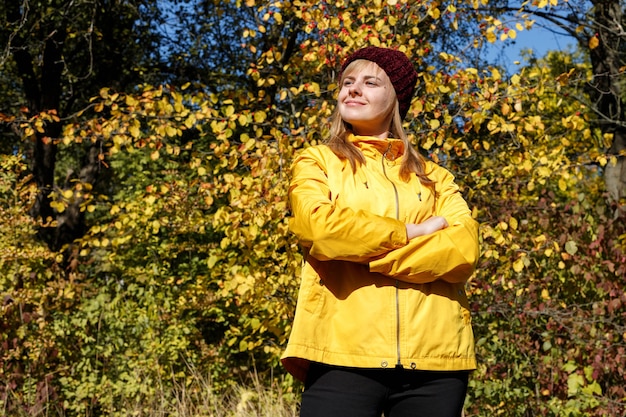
xmin=351 ymin=129 xmax=390 ymax=139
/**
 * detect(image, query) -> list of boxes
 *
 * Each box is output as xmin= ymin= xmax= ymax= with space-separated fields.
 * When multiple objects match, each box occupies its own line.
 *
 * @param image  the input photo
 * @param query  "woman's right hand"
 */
xmin=405 ymin=216 xmax=448 ymax=240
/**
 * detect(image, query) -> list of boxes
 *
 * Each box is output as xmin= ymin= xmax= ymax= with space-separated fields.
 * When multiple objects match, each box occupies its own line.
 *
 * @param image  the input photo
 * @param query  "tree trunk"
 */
xmin=588 ymin=0 xmax=626 ymax=213
xmin=7 ymin=2 xmax=94 ymax=253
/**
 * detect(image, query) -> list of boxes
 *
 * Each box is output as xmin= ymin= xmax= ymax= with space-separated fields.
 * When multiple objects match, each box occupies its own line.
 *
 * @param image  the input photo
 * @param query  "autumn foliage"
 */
xmin=1 ymin=0 xmax=625 ymax=416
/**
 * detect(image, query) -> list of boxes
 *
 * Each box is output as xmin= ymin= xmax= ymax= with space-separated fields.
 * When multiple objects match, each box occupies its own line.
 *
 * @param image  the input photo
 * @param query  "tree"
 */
xmin=1 ymin=0 xmax=625 ymax=415
xmin=472 ymin=0 xmax=626 ymax=211
xmin=0 ymin=0 xmax=166 ymax=252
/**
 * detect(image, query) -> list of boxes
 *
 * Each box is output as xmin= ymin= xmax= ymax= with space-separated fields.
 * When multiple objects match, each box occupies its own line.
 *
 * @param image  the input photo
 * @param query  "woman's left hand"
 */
xmin=405 ymin=216 xmax=448 ymax=240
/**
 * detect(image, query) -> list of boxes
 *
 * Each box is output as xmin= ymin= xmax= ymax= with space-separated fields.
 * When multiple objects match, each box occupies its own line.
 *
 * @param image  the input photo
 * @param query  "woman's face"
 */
xmin=337 ymin=60 xmax=396 ymax=138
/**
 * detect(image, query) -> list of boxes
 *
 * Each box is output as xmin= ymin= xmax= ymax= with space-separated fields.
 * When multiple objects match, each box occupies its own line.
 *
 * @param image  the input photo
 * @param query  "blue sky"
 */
xmin=488 ymin=25 xmax=576 ymax=70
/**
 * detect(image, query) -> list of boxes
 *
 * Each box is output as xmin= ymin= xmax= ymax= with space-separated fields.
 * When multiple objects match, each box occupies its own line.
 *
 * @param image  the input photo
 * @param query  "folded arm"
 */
xmin=369 ymin=166 xmax=480 ymax=284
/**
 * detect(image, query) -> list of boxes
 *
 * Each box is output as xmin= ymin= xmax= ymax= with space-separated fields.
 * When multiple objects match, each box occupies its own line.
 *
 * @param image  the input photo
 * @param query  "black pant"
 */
xmin=300 ymin=363 xmax=469 ymax=417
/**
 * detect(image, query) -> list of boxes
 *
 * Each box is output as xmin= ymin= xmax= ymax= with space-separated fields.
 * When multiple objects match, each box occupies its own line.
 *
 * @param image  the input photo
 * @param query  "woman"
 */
xmin=281 ymin=46 xmax=480 ymax=417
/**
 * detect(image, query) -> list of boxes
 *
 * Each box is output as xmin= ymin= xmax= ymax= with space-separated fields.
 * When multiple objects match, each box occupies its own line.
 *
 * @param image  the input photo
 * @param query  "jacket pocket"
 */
xmin=300 ymin=262 xmax=326 ymax=315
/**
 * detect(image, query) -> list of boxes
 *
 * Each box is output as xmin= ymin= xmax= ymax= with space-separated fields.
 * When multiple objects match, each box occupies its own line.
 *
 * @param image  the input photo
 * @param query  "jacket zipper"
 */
xmin=381 ymin=144 xmax=403 ymax=368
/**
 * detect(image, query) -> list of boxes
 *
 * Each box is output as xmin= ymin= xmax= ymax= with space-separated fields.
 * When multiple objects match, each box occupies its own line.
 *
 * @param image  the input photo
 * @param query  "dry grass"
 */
xmin=2 ymin=368 xmax=300 ymax=417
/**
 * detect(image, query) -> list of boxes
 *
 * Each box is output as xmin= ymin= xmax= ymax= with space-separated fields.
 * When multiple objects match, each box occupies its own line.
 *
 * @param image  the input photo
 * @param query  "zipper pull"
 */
xmin=416 ymin=174 xmax=423 ymax=201
xmin=357 ymin=167 xmax=369 ymax=189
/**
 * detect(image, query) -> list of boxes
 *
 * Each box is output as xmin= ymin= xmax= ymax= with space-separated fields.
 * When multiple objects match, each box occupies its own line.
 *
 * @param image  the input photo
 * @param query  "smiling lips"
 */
xmin=344 ymin=99 xmax=366 ymax=106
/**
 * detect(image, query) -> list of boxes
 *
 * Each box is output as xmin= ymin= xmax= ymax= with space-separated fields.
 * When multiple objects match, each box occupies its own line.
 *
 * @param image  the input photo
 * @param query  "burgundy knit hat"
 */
xmin=341 ymin=46 xmax=418 ymax=120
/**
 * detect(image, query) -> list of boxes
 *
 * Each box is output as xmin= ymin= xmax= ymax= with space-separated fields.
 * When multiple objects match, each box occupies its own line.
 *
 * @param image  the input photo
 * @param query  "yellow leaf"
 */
xmin=558 ymin=178 xmax=567 ymax=191
xmin=541 ymin=288 xmax=550 ymax=300
xmin=254 ymin=111 xmax=267 ymax=123
xmin=429 ymin=119 xmax=440 ymax=129
xmin=125 ymin=96 xmax=138 ymax=107
xmin=166 ymin=125 xmax=178 ymax=137
xmin=513 ymin=258 xmax=524 ymax=272
xmin=428 ymin=7 xmax=441 ymax=19
xmin=369 ymin=37 xmax=381 ymax=47
xmin=151 ymin=150 xmax=160 ymax=160
xmin=129 ymin=124 xmax=140 ymax=138
xmin=244 ymin=138 xmax=256 ymax=150
xmin=184 ymin=114 xmax=196 ymax=129
xmin=414 ymin=100 xmax=423 ymax=114
xmin=589 ymin=35 xmax=599 ymax=50
xmin=523 ymin=159 xmax=533 ymax=171
xmin=306 ymin=82 xmax=321 ymax=96
xmin=50 ymin=200 xmax=66 ymax=213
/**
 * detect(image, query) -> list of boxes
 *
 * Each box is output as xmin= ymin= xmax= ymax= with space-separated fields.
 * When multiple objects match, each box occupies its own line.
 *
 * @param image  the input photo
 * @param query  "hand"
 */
xmin=405 ymin=216 xmax=448 ymax=239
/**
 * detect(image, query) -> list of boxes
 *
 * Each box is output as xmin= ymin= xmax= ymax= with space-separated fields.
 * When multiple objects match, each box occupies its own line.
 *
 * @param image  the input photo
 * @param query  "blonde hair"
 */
xmin=326 ymin=60 xmax=433 ymax=185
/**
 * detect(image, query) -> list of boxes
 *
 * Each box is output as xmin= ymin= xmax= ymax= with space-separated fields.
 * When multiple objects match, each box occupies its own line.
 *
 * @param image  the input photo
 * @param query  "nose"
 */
xmin=349 ymin=82 xmax=361 ymax=96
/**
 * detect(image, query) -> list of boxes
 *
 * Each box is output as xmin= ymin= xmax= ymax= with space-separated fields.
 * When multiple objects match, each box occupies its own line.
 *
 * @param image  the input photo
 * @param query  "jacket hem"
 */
xmin=281 ymin=344 xmax=477 ymax=382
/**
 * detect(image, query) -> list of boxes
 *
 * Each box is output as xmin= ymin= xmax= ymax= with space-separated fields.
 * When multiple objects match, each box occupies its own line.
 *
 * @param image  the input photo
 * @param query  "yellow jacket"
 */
xmin=281 ymin=135 xmax=479 ymax=382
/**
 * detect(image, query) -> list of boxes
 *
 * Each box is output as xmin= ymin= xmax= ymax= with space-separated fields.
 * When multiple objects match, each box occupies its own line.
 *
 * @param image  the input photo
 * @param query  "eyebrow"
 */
xmin=344 ymin=74 xmax=383 ymax=82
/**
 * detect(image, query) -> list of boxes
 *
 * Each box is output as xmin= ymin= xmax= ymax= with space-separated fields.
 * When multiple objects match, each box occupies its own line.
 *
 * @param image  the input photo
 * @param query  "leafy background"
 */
xmin=0 ymin=0 xmax=624 ymax=416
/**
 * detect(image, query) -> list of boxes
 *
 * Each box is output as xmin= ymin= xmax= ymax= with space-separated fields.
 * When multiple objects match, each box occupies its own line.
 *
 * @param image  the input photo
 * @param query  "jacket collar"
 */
xmin=348 ymin=134 xmax=405 ymax=160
